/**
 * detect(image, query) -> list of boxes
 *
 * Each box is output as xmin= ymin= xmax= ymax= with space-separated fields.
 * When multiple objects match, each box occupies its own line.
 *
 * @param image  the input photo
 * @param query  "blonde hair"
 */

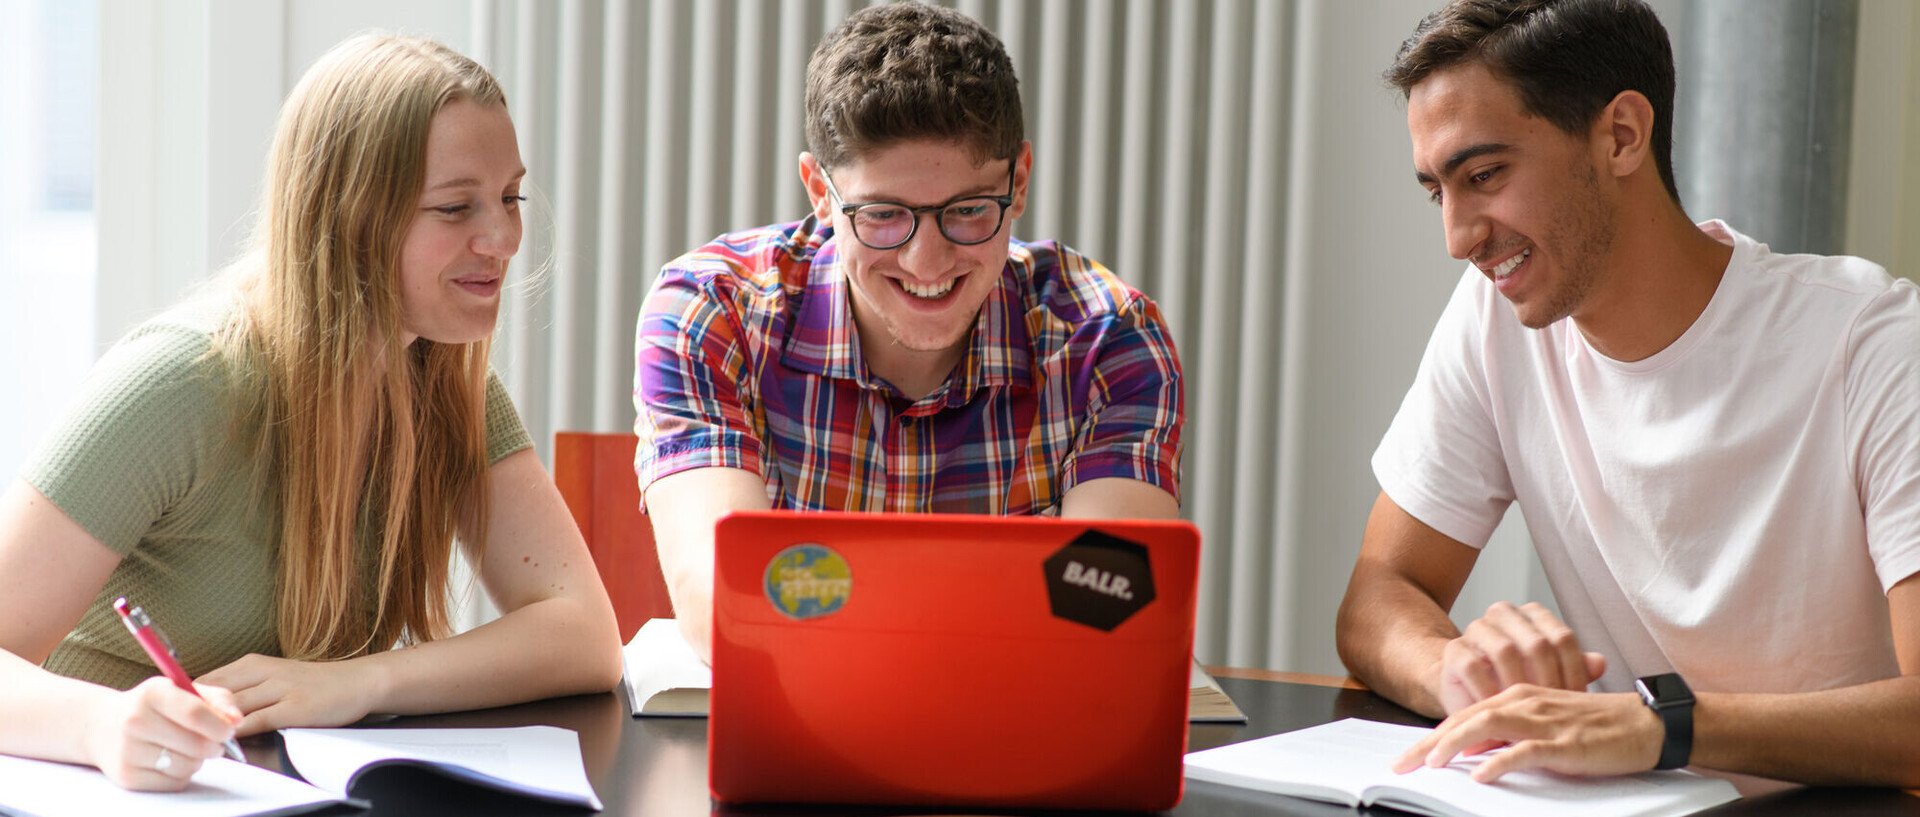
xmin=218 ymin=34 xmax=507 ymax=661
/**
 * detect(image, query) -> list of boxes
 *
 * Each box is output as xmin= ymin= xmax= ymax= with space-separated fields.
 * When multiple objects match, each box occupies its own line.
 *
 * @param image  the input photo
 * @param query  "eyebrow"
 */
xmin=1413 ymin=143 xmax=1512 ymax=186
xmin=425 ymin=168 xmax=529 ymax=192
xmin=854 ymin=184 xmax=1006 ymax=208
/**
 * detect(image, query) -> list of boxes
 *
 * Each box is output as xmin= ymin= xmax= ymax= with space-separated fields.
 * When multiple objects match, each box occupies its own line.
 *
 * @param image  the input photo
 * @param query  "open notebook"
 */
xmin=1185 ymin=719 xmax=1739 ymax=817
xmin=0 ymin=725 xmax=600 ymax=817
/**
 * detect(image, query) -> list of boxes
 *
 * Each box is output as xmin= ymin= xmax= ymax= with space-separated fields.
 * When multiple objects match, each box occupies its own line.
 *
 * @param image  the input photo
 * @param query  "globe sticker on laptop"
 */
xmin=1044 ymin=529 xmax=1156 ymax=631
xmin=765 ymin=544 xmax=853 ymax=619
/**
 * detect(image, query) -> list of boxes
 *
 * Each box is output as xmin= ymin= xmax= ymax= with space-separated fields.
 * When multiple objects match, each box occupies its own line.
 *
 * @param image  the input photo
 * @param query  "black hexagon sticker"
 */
xmin=1043 ymin=529 xmax=1156 ymax=631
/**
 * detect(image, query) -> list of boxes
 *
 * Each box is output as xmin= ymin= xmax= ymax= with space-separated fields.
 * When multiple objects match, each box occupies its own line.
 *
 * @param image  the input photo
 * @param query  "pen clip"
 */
xmin=113 ymin=597 xmax=178 ymax=657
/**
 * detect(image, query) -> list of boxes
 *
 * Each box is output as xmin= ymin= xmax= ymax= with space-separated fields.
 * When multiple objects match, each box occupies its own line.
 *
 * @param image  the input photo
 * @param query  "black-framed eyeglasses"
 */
xmin=819 ymin=164 xmax=1015 ymax=250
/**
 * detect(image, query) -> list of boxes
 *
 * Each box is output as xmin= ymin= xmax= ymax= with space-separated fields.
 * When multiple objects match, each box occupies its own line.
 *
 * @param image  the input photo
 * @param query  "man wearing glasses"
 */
xmin=634 ymin=1 xmax=1183 ymax=661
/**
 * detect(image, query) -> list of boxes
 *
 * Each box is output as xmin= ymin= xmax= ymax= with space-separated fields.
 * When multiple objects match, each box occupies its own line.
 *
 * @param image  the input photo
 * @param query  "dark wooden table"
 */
xmin=242 ymin=669 xmax=1920 ymax=816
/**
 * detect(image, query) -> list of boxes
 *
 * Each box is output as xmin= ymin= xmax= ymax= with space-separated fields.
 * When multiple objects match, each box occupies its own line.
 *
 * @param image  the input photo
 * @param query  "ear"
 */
xmin=1595 ymin=90 xmax=1654 ymax=181
xmin=797 ymin=152 xmax=834 ymax=221
xmin=1005 ymin=141 xmax=1035 ymax=221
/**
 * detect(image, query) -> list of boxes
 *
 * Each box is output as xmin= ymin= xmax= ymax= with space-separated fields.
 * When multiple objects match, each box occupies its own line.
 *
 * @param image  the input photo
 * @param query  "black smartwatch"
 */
xmin=1635 ymin=673 xmax=1694 ymax=770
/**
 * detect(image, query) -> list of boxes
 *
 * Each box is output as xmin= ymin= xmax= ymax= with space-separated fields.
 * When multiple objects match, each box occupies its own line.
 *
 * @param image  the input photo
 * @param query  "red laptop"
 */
xmin=707 ymin=510 xmax=1200 ymax=811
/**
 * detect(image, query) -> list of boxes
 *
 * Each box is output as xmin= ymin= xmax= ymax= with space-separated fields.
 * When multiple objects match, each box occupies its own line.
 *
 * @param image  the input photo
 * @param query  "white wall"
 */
xmin=96 ymin=0 xmax=476 ymax=349
xmin=1846 ymin=0 xmax=1920 ymax=280
xmin=1 ymin=0 xmax=98 ymax=478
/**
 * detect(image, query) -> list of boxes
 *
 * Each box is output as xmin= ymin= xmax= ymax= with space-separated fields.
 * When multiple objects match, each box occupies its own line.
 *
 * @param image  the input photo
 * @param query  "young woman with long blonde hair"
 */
xmin=0 ymin=34 xmax=620 ymax=790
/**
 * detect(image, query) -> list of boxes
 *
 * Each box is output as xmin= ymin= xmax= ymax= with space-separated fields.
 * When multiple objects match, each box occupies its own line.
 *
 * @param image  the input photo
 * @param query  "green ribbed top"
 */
xmin=22 ymin=298 xmax=532 ymax=690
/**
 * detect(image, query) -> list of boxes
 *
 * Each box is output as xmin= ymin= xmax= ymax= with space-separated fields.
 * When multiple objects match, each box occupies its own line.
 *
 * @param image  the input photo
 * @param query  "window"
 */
xmin=1 ymin=0 xmax=98 ymax=475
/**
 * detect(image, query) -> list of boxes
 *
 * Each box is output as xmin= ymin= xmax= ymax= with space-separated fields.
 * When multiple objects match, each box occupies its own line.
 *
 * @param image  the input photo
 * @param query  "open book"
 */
xmin=624 ymin=617 xmax=1247 ymax=722
xmin=623 ymin=617 xmax=712 ymax=716
xmin=1184 ymin=718 xmax=1739 ymax=817
xmin=0 ymin=753 xmax=345 ymax=817
xmin=280 ymin=725 xmax=602 ymax=810
xmin=1189 ymin=661 xmax=1247 ymax=722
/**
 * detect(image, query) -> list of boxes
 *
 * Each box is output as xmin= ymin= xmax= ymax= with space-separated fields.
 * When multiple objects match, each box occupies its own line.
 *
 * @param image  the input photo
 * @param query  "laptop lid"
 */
xmin=708 ymin=510 xmax=1199 ymax=811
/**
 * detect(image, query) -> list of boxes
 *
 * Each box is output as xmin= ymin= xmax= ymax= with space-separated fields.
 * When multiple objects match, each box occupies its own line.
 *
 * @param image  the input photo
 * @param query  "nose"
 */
xmin=1441 ymin=195 xmax=1486 ymax=262
xmin=893 ymin=212 xmax=956 ymax=276
xmin=474 ymin=204 xmax=522 ymax=260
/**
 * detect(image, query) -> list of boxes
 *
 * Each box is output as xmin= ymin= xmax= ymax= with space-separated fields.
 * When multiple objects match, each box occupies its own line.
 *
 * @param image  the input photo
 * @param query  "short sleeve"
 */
xmin=1846 ymin=280 xmax=1920 ymax=592
xmin=1061 ymin=293 xmax=1185 ymax=502
xmin=1370 ymin=269 xmax=1516 ymax=548
xmin=20 ymin=325 xmax=228 ymax=557
xmin=632 ymin=260 xmax=766 ymax=507
xmin=483 ymin=369 xmax=533 ymax=464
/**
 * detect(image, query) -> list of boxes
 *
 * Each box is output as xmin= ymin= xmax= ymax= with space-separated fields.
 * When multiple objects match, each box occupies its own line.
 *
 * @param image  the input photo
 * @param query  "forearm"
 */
xmin=355 ymin=594 xmax=622 ymax=717
xmin=646 ymin=466 xmax=770 ymax=665
xmin=1336 ymin=572 xmax=1458 ymax=718
xmin=1693 ymin=676 xmax=1920 ymax=785
xmin=664 ymin=564 xmax=715 ymax=664
xmin=0 ymin=649 xmax=115 ymax=763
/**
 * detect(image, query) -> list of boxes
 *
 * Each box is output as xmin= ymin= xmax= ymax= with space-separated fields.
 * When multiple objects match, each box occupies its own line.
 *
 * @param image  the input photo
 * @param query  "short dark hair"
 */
xmin=1386 ymin=0 xmax=1680 ymax=204
xmin=805 ymin=1 xmax=1024 ymax=171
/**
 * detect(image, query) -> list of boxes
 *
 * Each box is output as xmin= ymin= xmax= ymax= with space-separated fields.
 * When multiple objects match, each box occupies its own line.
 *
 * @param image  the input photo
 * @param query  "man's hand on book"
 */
xmin=1433 ymin=601 xmax=1607 ymax=714
xmin=1391 ymin=685 xmax=1664 ymax=782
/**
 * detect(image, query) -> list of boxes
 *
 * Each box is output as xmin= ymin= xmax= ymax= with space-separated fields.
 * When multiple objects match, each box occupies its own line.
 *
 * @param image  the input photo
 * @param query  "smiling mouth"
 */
xmin=453 ymin=273 xmax=502 ymax=294
xmin=899 ymin=277 xmax=958 ymax=300
xmin=1485 ymin=249 xmax=1529 ymax=280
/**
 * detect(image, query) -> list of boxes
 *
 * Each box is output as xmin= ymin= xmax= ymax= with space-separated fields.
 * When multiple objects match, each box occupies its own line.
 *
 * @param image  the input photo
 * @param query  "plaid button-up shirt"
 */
xmin=634 ymin=217 xmax=1183 ymax=515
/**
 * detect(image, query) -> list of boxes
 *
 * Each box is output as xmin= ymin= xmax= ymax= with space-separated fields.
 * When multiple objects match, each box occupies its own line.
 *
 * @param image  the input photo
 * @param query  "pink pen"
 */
xmin=112 ymin=597 xmax=247 ymax=762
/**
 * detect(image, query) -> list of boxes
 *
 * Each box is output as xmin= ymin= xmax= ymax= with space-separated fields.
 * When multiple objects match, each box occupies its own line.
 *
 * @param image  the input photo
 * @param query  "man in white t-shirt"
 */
xmin=1336 ymin=0 xmax=1920 ymax=787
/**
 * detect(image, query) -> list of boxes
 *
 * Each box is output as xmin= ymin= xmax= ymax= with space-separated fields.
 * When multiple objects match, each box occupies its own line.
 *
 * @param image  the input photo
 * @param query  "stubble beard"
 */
xmin=1522 ymin=162 xmax=1617 ymax=330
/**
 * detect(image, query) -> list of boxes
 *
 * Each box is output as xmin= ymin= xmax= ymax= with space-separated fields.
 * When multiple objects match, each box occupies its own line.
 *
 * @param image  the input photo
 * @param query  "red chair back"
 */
xmin=553 ymin=431 xmax=672 ymax=642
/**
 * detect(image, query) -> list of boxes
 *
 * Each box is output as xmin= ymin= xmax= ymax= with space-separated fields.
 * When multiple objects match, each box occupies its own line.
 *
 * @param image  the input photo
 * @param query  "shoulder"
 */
xmin=87 ymin=298 xmax=241 ymax=417
xmin=1011 ymin=239 xmax=1163 ymax=330
xmin=1710 ymin=224 xmax=1911 ymax=354
xmin=650 ymin=219 xmax=824 ymax=311
xmin=20 ymin=298 xmax=247 ymax=550
xmin=1714 ymin=221 xmax=1894 ymax=313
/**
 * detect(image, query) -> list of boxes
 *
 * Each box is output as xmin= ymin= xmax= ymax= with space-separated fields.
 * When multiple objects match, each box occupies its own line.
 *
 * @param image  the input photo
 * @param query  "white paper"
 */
xmin=1185 ymin=718 xmax=1740 ymax=817
xmin=621 ymin=617 xmax=712 ymax=716
xmin=0 ymin=754 xmax=341 ymax=817
xmin=280 ymin=725 xmax=603 ymax=810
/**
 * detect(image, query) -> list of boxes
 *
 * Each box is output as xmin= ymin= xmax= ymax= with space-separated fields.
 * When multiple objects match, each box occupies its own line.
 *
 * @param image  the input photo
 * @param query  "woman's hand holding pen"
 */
xmin=83 ymin=676 xmax=242 ymax=791
xmin=199 ymin=653 xmax=380 ymax=736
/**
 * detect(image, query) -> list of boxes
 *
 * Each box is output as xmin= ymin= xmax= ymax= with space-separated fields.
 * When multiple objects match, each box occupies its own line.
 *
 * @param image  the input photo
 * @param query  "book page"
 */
xmin=1387 ymin=753 xmax=1738 ymax=817
xmin=1188 ymin=659 xmax=1248 ymax=722
xmin=1185 ymin=719 xmax=1739 ymax=817
xmin=1184 ymin=719 xmax=1386 ymax=804
xmin=622 ymin=617 xmax=712 ymax=716
xmin=281 ymin=725 xmax=602 ymax=810
xmin=0 ymin=754 xmax=342 ymax=817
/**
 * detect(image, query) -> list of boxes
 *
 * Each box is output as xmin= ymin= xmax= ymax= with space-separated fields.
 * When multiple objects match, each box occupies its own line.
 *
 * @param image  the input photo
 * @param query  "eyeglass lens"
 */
xmin=851 ymin=198 xmax=1003 ymax=248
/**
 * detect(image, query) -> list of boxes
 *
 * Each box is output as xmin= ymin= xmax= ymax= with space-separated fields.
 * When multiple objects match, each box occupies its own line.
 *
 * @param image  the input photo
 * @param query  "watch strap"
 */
xmin=1651 ymin=698 xmax=1692 ymax=769
xmin=1636 ymin=673 xmax=1694 ymax=770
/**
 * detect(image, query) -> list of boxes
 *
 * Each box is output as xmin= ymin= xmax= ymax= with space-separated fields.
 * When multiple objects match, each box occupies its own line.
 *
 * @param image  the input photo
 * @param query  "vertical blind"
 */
xmin=470 ymin=0 xmax=1295 ymax=668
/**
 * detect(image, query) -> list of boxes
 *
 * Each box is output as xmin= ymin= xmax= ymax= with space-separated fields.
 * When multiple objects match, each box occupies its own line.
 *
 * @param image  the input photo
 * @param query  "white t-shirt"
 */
xmin=1373 ymin=220 xmax=1920 ymax=695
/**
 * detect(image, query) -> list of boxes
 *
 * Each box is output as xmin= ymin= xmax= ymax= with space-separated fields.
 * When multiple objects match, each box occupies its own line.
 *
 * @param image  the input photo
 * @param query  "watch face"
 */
xmin=1638 ymin=673 xmax=1694 ymax=707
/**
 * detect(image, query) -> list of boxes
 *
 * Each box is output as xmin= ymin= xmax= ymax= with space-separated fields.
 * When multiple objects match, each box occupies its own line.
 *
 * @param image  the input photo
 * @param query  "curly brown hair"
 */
xmin=805 ymin=1 xmax=1024 ymax=171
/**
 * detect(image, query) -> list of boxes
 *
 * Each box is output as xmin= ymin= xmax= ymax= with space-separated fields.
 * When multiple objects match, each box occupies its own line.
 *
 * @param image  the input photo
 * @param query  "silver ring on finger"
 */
xmin=155 ymin=746 xmax=175 ymax=771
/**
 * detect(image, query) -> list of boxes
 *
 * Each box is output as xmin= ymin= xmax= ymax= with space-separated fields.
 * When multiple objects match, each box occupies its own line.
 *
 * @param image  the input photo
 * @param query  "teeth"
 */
xmin=1490 ymin=249 xmax=1529 ymax=280
xmin=900 ymin=278 xmax=956 ymax=299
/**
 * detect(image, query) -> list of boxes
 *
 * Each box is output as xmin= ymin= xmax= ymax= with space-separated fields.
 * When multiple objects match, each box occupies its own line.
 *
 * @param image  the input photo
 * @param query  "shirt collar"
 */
xmin=781 ymin=225 xmax=1035 ymax=407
